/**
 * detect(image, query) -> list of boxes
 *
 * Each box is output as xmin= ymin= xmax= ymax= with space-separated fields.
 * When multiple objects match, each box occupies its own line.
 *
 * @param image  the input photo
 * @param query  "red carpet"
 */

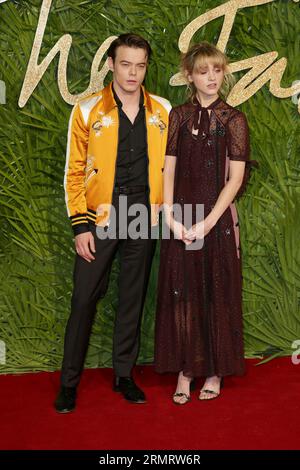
xmin=0 ymin=357 xmax=299 ymax=450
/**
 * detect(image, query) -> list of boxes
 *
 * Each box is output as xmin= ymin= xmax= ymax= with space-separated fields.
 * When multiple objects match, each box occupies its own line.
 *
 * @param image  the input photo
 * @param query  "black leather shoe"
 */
xmin=113 ymin=376 xmax=146 ymax=404
xmin=54 ymin=386 xmax=77 ymax=413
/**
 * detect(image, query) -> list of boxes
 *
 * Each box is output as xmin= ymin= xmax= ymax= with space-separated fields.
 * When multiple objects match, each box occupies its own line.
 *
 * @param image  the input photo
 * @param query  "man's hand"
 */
xmin=75 ymin=231 xmax=96 ymax=262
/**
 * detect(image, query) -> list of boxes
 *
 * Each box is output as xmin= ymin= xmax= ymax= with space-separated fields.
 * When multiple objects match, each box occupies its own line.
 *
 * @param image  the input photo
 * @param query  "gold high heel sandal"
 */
xmin=172 ymin=378 xmax=196 ymax=405
xmin=198 ymin=377 xmax=224 ymax=401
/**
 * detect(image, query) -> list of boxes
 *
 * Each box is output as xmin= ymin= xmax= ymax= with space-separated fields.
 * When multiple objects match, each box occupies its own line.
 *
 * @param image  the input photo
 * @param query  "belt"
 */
xmin=113 ymin=185 xmax=149 ymax=195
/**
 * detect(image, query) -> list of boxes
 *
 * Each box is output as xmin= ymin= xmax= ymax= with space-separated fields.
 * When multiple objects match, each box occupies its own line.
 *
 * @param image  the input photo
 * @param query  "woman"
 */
xmin=155 ymin=42 xmax=257 ymax=404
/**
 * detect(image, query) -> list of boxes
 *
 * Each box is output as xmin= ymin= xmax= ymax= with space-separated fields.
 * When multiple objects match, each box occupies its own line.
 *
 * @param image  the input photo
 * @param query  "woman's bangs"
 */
xmin=193 ymin=54 xmax=226 ymax=72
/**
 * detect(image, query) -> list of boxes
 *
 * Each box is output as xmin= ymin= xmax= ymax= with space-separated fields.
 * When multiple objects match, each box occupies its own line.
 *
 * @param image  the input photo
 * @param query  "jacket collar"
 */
xmin=102 ymin=82 xmax=153 ymax=114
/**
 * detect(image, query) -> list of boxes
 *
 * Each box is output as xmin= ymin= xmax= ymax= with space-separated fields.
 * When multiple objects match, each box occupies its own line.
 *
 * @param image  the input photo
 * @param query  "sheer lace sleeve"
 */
xmin=227 ymin=111 xmax=250 ymax=161
xmin=166 ymin=108 xmax=181 ymax=156
xmin=227 ymin=111 xmax=258 ymax=198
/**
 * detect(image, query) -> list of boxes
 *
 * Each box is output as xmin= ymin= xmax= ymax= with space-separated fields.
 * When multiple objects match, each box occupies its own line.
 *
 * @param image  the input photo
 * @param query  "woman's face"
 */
xmin=188 ymin=59 xmax=224 ymax=98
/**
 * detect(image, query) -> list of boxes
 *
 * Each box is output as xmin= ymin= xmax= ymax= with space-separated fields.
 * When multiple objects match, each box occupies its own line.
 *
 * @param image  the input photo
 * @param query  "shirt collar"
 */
xmin=102 ymin=82 xmax=153 ymax=114
xmin=112 ymin=84 xmax=144 ymax=109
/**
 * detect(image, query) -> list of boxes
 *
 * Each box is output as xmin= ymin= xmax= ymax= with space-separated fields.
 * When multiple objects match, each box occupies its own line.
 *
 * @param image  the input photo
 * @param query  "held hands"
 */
xmin=169 ymin=219 xmax=191 ymax=244
xmin=184 ymin=221 xmax=212 ymax=242
xmin=75 ymin=231 xmax=96 ymax=262
xmin=169 ymin=218 xmax=213 ymax=245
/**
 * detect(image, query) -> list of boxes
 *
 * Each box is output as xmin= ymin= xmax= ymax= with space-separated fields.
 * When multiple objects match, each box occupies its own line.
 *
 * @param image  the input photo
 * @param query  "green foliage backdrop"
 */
xmin=0 ymin=0 xmax=299 ymax=373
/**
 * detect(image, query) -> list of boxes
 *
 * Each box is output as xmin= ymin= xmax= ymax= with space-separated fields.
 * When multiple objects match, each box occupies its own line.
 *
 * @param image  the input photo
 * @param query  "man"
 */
xmin=55 ymin=33 xmax=171 ymax=412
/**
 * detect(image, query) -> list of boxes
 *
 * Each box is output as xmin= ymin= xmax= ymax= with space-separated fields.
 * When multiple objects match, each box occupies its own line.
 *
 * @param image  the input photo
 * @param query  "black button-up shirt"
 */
xmin=113 ymin=87 xmax=148 ymax=187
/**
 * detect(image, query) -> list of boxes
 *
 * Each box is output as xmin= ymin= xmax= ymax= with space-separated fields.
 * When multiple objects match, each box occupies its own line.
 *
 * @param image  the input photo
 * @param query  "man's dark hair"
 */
xmin=107 ymin=33 xmax=152 ymax=62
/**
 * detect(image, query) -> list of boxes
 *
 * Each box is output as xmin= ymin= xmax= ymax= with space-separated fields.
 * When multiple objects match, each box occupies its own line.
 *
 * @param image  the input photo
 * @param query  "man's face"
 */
xmin=108 ymin=46 xmax=148 ymax=94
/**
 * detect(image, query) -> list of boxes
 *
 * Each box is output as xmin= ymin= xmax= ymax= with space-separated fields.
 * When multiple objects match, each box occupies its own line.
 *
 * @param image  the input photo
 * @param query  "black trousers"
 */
xmin=61 ymin=191 xmax=156 ymax=388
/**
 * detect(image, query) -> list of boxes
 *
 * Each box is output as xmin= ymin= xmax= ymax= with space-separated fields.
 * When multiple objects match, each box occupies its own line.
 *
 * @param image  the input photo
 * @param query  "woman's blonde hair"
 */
xmin=181 ymin=41 xmax=235 ymax=102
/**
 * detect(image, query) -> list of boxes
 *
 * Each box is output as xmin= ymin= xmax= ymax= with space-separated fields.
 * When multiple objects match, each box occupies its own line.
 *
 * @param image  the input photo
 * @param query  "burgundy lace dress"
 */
xmin=154 ymin=97 xmax=257 ymax=378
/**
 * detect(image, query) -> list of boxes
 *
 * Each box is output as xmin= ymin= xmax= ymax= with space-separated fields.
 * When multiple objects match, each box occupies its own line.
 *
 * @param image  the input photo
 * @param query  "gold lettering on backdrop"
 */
xmin=170 ymin=0 xmax=300 ymax=113
xmin=18 ymin=0 xmax=300 ymax=111
xmin=18 ymin=0 xmax=117 ymax=107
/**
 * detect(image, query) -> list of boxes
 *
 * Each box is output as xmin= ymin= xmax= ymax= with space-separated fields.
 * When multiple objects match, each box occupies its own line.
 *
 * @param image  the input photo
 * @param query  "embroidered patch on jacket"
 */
xmin=149 ymin=110 xmax=166 ymax=134
xmin=92 ymin=115 xmax=115 ymax=136
xmin=85 ymin=155 xmax=97 ymax=186
xmin=92 ymin=120 xmax=102 ymax=136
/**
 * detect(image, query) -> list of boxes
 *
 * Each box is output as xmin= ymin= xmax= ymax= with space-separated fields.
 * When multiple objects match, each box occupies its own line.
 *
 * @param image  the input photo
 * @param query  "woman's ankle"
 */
xmin=178 ymin=371 xmax=193 ymax=382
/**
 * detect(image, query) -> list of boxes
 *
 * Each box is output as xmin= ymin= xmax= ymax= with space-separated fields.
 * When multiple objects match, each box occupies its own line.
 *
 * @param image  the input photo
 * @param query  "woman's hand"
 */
xmin=184 ymin=219 xmax=213 ymax=242
xmin=168 ymin=218 xmax=194 ymax=246
xmin=169 ymin=218 xmax=185 ymax=241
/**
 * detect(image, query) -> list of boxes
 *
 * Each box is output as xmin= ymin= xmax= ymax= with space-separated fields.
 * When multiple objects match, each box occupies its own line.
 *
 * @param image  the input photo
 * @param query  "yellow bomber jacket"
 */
xmin=64 ymin=82 xmax=171 ymax=235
